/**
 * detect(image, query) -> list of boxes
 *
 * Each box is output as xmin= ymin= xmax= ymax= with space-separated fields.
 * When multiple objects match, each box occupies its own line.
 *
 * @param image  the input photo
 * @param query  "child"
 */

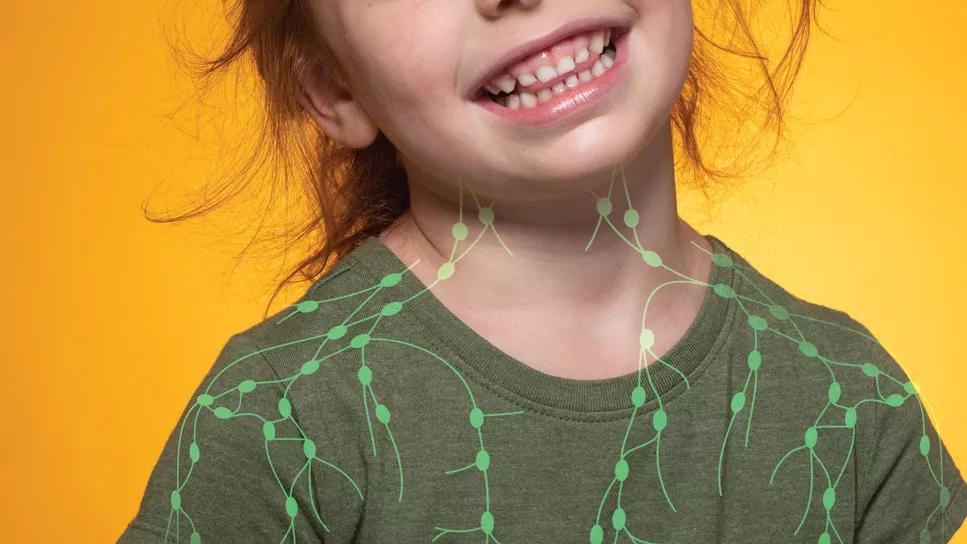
xmin=120 ymin=0 xmax=966 ymax=542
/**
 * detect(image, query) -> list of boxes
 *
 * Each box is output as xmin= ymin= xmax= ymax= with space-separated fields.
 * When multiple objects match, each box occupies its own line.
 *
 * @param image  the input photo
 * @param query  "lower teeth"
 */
xmin=489 ymin=42 xmax=618 ymax=109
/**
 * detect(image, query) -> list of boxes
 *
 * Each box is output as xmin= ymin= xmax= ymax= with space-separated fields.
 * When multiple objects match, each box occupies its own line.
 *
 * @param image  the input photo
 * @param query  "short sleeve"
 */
xmin=853 ymin=347 xmax=967 ymax=542
xmin=116 ymin=334 xmax=343 ymax=543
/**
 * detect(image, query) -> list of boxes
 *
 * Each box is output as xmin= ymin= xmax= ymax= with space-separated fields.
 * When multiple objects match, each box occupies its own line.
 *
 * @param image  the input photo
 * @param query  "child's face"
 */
xmin=308 ymin=0 xmax=694 ymax=201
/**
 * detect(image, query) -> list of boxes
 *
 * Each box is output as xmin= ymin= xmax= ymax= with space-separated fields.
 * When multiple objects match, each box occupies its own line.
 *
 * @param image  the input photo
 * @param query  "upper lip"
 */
xmin=468 ymin=16 xmax=631 ymax=99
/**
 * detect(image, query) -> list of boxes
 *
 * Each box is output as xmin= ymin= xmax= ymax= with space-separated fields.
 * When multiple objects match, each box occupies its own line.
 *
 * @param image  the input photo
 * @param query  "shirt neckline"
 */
xmin=343 ymin=232 xmax=739 ymax=416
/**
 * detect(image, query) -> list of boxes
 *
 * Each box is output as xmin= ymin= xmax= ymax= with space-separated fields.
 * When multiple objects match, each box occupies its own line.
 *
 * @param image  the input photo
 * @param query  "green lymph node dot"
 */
xmin=357 ymin=365 xmax=372 ymax=386
xmin=379 ymin=272 xmax=402 ymax=288
xmin=921 ymin=528 xmax=932 ymax=544
xmin=639 ymin=328 xmax=655 ymax=350
xmin=713 ymin=283 xmax=735 ymax=299
xmin=303 ymin=439 xmax=316 ymax=459
xmin=190 ymin=532 xmax=201 ymax=544
xmin=437 ymin=262 xmax=455 ymax=281
xmin=451 ymin=222 xmax=468 ymax=241
xmin=844 ymin=407 xmax=857 ymax=428
xmin=769 ymin=304 xmax=790 ymax=320
xmin=611 ymin=506 xmax=626 ymax=530
xmin=631 ymin=385 xmax=647 ymax=407
xmin=818 ymin=531 xmax=831 ymax=544
xmin=904 ymin=381 xmax=918 ymax=395
xmin=747 ymin=350 xmax=762 ymax=371
xmin=213 ymin=407 xmax=233 ymax=419
xmin=480 ymin=511 xmax=495 ymax=534
xmin=380 ymin=301 xmax=403 ymax=316
xmin=822 ymin=487 xmax=836 ymax=511
xmin=804 ymin=426 xmax=818 ymax=449
xmin=827 ymin=382 xmax=841 ymax=403
xmin=478 ymin=207 xmax=495 ymax=226
xmin=641 ymin=250 xmax=662 ymax=268
xmin=623 ymin=209 xmax=639 ymax=228
xmin=747 ymin=314 xmax=768 ymax=331
xmin=614 ymin=459 xmax=629 ymax=481
xmin=920 ymin=434 xmax=931 ymax=456
xmin=711 ymin=252 xmax=733 ymax=268
xmin=170 ymin=489 xmax=181 ymax=510
xmin=469 ymin=407 xmax=484 ymax=428
xmin=861 ymin=363 xmax=879 ymax=377
xmin=196 ymin=393 xmax=214 ymax=407
xmin=475 ymin=449 xmax=490 ymax=471
xmin=189 ymin=442 xmax=200 ymax=463
xmin=285 ymin=496 xmax=298 ymax=518
xmin=238 ymin=379 xmax=256 ymax=393
xmin=595 ymin=197 xmax=613 ymax=216
xmin=730 ymin=391 xmax=746 ymax=413
xmin=653 ymin=409 xmax=668 ymax=432
xmin=327 ymin=324 xmax=348 ymax=340
xmin=940 ymin=486 xmax=951 ymax=508
xmin=798 ymin=341 xmax=818 ymax=358
xmin=349 ymin=333 xmax=370 ymax=348
xmin=263 ymin=421 xmax=276 ymax=440
xmin=301 ymin=359 xmax=320 ymax=375
xmin=278 ymin=397 xmax=292 ymax=418
xmin=375 ymin=404 xmax=391 ymax=424
xmin=589 ymin=524 xmax=604 ymax=544
xmin=885 ymin=394 xmax=905 ymax=407
xmin=295 ymin=300 xmax=319 ymax=313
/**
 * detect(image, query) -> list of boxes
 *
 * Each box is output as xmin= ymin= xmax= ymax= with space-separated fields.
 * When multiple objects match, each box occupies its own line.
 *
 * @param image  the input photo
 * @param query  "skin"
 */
xmin=300 ymin=0 xmax=714 ymax=380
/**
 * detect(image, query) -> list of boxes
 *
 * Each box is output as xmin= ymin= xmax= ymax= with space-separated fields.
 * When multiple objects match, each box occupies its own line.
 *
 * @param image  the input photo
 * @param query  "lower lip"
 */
xmin=473 ymin=29 xmax=631 ymax=128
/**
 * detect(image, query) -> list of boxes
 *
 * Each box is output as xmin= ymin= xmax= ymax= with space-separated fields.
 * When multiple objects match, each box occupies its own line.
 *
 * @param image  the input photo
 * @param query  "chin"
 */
xmin=509 ymin=113 xmax=667 ymax=191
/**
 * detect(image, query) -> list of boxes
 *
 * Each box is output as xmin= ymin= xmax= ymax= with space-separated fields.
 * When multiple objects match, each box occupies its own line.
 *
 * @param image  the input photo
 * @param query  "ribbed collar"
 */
xmin=343 ymin=232 xmax=738 ymax=417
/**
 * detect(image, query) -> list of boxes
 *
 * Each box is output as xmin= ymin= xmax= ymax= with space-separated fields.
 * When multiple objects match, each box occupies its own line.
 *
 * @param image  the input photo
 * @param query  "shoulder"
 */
xmin=714 ymin=237 xmax=967 ymax=540
xmin=203 ymin=250 xmax=383 ymax=414
xmin=711 ymin=234 xmax=887 ymax=361
xmin=711 ymin=235 xmax=913 ymax=417
xmin=232 ymin=252 xmax=375 ymax=372
xmin=120 ymin=253 xmax=376 ymax=542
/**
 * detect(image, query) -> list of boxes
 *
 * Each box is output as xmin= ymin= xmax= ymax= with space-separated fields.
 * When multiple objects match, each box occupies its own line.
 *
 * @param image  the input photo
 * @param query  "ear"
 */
xmin=298 ymin=63 xmax=380 ymax=149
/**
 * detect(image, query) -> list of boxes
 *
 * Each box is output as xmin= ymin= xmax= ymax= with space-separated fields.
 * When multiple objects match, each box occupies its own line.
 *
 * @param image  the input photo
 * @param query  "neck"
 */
xmin=377 ymin=121 xmax=714 ymax=376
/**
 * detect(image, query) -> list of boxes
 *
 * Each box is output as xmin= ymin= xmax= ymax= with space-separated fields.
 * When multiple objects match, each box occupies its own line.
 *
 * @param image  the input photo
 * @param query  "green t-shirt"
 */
xmin=118 ymin=233 xmax=967 ymax=543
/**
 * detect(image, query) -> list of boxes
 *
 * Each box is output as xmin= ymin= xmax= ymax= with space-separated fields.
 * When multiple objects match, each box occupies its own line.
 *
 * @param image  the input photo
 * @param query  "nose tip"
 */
xmin=476 ymin=0 xmax=542 ymax=18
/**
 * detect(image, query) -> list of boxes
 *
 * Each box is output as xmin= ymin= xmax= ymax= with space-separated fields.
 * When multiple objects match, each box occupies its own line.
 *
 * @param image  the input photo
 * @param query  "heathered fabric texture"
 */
xmin=118 ymin=233 xmax=967 ymax=543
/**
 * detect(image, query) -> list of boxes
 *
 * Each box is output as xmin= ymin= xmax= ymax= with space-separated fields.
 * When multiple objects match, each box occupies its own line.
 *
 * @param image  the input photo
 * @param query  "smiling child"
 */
xmin=119 ymin=1 xmax=966 ymax=542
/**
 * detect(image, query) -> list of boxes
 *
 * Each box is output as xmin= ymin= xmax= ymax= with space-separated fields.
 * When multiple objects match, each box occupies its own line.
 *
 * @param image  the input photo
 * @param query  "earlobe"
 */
xmin=298 ymin=64 xmax=380 ymax=149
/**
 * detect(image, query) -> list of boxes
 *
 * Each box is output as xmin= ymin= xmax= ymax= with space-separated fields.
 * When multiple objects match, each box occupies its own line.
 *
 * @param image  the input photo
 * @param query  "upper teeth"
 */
xmin=555 ymin=56 xmax=576 ymax=76
xmin=535 ymin=65 xmax=557 ymax=83
xmin=493 ymin=47 xmax=617 ymax=110
xmin=483 ymin=28 xmax=617 ymax=102
xmin=494 ymin=75 xmax=516 ymax=93
xmin=518 ymin=73 xmax=538 ymax=87
xmin=589 ymin=32 xmax=605 ymax=55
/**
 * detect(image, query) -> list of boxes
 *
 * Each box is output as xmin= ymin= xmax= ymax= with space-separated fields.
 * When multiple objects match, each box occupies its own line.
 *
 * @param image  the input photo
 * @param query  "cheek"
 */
xmin=634 ymin=1 xmax=695 ymax=113
xmin=576 ymin=0 xmax=692 ymax=167
xmin=666 ymin=3 xmax=695 ymax=87
xmin=353 ymin=47 xmax=466 ymax=176
xmin=382 ymin=58 xmax=453 ymax=115
xmin=362 ymin=47 xmax=465 ymax=169
xmin=341 ymin=8 xmax=462 ymax=136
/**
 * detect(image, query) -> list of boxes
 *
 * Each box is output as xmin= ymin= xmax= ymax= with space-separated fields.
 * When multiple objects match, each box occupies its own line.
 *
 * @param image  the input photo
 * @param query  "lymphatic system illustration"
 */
xmin=159 ymin=166 xmax=956 ymax=544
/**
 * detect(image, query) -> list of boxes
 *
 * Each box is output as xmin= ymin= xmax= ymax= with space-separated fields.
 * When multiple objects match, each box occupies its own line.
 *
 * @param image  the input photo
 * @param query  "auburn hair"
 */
xmin=146 ymin=1 xmax=824 ymax=316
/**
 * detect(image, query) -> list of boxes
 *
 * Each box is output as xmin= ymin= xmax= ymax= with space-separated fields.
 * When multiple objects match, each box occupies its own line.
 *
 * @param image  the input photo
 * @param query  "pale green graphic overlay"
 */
xmin=162 ymin=166 xmax=954 ymax=544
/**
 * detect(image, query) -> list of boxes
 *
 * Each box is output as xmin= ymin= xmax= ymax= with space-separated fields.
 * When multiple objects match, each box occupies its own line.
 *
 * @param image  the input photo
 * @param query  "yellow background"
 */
xmin=1 ymin=1 xmax=965 ymax=541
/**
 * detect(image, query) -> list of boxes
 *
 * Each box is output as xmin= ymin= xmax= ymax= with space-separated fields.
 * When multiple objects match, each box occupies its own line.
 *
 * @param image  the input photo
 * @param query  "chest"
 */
xmin=354 ymin=398 xmax=861 ymax=543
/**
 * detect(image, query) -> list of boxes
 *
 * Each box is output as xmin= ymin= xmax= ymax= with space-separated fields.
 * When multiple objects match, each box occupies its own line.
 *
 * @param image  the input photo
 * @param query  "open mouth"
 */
xmin=475 ymin=25 xmax=629 ymax=110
